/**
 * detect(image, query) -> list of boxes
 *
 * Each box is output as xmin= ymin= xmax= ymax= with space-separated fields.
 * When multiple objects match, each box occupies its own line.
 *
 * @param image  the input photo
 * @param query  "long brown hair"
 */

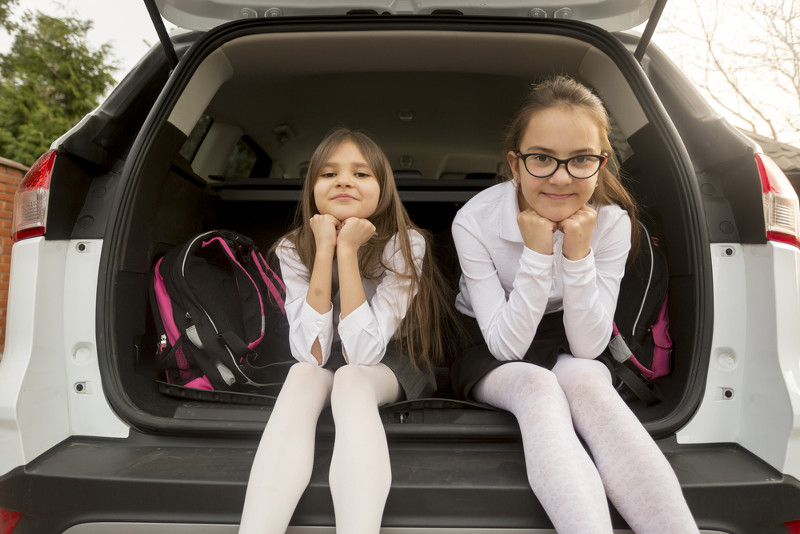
xmin=278 ymin=128 xmax=457 ymax=368
xmin=502 ymin=75 xmax=640 ymax=256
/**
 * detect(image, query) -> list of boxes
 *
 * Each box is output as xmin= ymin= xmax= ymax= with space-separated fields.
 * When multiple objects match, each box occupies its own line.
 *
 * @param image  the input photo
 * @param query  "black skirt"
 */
xmin=450 ymin=311 xmax=570 ymax=400
xmin=324 ymin=340 xmax=437 ymax=401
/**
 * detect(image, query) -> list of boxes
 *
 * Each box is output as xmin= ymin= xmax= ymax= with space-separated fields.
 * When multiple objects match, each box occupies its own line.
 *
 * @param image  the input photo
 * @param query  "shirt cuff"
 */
xmin=338 ymin=301 xmax=384 ymax=365
xmin=300 ymin=299 xmax=333 ymax=365
xmin=338 ymin=300 xmax=374 ymax=339
xmin=520 ymin=246 xmax=554 ymax=275
xmin=561 ymin=248 xmax=595 ymax=281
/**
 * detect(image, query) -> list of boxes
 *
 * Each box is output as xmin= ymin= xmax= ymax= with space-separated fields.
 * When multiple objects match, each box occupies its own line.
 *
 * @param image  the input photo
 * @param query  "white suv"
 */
xmin=1 ymin=1 xmax=799 ymax=533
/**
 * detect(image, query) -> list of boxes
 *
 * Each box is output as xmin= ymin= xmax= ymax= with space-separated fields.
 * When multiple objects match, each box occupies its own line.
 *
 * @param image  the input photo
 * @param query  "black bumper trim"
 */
xmin=1 ymin=433 xmax=798 ymax=533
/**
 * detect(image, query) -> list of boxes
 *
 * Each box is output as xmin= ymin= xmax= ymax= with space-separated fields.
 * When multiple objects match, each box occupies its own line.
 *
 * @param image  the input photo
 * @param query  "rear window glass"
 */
xmin=179 ymin=114 xmax=213 ymax=162
xmin=224 ymin=136 xmax=272 ymax=178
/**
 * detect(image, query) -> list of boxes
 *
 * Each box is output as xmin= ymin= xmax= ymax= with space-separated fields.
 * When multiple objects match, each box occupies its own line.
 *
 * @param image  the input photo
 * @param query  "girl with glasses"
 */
xmin=449 ymin=75 xmax=698 ymax=533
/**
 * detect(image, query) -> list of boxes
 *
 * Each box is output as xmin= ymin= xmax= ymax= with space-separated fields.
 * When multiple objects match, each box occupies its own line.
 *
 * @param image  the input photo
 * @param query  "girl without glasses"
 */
xmin=239 ymin=128 xmax=455 ymax=534
xmin=449 ymin=75 xmax=699 ymax=533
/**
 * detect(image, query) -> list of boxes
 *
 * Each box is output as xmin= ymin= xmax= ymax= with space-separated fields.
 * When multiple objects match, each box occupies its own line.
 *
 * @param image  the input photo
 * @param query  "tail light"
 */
xmin=786 ymin=519 xmax=800 ymax=533
xmin=756 ymin=153 xmax=800 ymax=248
xmin=0 ymin=508 xmax=21 ymax=534
xmin=11 ymin=150 xmax=56 ymax=242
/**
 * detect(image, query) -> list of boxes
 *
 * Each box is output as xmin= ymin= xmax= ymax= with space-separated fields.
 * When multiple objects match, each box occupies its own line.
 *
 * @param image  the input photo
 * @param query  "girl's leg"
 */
xmin=328 ymin=363 xmax=402 ymax=534
xmin=239 ymin=362 xmax=334 ymax=534
xmin=473 ymin=362 xmax=613 ymax=534
xmin=552 ymin=355 xmax=699 ymax=534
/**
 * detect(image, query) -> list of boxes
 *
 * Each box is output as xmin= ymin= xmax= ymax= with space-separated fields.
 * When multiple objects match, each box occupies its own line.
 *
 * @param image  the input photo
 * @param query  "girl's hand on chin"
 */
xmin=558 ymin=204 xmax=597 ymax=260
xmin=337 ymin=217 xmax=376 ymax=252
xmin=517 ymin=209 xmax=557 ymax=255
xmin=309 ymin=213 xmax=341 ymax=252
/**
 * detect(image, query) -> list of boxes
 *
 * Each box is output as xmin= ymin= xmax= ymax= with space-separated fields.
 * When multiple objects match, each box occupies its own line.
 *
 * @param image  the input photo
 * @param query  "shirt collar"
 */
xmin=499 ymin=180 xmax=524 ymax=243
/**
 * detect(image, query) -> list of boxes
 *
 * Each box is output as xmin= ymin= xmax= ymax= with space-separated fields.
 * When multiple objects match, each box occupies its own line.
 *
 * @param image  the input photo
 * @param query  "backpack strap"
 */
xmin=612 ymin=358 xmax=663 ymax=406
xmin=218 ymin=330 xmax=293 ymax=387
xmin=253 ymin=250 xmax=286 ymax=313
xmin=152 ymin=257 xmax=181 ymax=347
xmin=606 ymin=328 xmax=663 ymax=405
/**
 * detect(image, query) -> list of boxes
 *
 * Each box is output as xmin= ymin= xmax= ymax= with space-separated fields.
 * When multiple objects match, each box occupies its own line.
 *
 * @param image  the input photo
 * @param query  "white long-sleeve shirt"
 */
xmin=452 ymin=180 xmax=631 ymax=361
xmin=275 ymin=230 xmax=424 ymax=367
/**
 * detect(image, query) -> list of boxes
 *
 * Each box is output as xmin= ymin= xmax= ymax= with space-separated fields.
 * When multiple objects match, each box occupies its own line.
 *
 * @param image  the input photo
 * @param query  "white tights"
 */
xmin=473 ymin=356 xmax=699 ymax=534
xmin=239 ymin=361 xmax=401 ymax=534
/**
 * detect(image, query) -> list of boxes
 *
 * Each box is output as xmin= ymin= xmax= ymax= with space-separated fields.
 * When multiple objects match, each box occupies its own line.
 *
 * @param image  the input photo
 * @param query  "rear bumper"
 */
xmin=1 ymin=432 xmax=798 ymax=534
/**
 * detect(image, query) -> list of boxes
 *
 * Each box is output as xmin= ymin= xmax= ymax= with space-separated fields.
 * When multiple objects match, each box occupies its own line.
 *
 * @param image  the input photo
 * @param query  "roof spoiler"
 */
xmin=634 ymin=0 xmax=667 ymax=62
xmin=142 ymin=0 xmax=666 ymax=68
xmin=144 ymin=0 xmax=179 ymax=71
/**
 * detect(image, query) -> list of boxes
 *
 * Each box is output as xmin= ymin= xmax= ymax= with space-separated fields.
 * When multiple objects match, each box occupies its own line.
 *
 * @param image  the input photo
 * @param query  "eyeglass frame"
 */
xmin=514 ymin=151 xmax=608 ymax=180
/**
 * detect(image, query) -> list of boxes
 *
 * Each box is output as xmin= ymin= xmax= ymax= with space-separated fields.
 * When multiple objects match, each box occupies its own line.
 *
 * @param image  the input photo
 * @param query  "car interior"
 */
xmin=108 ymin=28 xmax=700 ymax=434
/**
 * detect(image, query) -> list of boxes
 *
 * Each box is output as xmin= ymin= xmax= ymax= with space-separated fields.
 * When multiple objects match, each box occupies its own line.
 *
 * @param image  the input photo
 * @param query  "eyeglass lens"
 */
xmin=524 ymin=155 xmax=603 ymax=179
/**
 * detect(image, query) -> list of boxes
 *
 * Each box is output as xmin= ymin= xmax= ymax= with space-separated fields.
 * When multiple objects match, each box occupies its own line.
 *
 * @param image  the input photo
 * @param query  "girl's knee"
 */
xmin=509 ymin=362 xmax=559 ymax=388
xmin=282 ymin=362 xmax=333 ymax=396
xmin=480 ymin=362 xmax=562 ymax=403
xmin=287 ymin=360 xmax=318 ymax=377
xmin=330 ymin=365 xmax=375 ymax=404
xmin=332 ymin=363 xmax=369 ymax=387
xmin=286 ymin=361 xmax=325 ymax=382
xmin=553 ymin=356 xmax=614 ymax=398
xmin=553 ymin=355 xmax=612 ymax=383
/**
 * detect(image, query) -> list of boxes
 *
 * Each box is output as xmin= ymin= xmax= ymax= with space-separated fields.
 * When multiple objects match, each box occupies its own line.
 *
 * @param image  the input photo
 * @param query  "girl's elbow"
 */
xmin=344 ymin=340 xmax=385 ymax=366
xmin=349 ymin=350 xmax=384 ymax=366
xmin=487 ymin=340 xmax=522 ymax=362
xmin=571 ymin=343 xmax=606 ymax=360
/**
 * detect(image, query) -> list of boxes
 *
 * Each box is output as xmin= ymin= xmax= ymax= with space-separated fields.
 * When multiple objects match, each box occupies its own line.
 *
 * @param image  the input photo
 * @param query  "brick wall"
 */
xmin=0 ymin=157 xmax=29 ymax=354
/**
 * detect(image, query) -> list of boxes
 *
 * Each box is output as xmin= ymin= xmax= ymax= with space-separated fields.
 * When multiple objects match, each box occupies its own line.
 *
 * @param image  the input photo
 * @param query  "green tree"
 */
xmin=0 ymin=0 xmax=18 ymax=28
xmin=0 ymin=9 xmax=116 ymax=166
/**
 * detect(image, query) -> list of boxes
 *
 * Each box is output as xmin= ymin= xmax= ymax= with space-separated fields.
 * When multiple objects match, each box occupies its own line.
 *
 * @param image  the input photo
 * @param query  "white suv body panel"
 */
xmin=0 ymin=238 xmax=128 ymax=476
xmin=62 ymin=239 xmax=129 ymax=438
xmin=677 ymin=242 xmax=800 ymax=480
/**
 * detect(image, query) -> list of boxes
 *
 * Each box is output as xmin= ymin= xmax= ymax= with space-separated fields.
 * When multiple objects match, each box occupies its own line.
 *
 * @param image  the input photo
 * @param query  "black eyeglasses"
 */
xmin=515 ymin=152 xmax=608 ymax=179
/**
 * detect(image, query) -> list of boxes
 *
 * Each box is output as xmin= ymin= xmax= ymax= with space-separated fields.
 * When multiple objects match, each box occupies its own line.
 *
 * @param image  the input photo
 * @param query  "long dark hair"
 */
xmin=278 ymin=128 xmax=459 ymax=368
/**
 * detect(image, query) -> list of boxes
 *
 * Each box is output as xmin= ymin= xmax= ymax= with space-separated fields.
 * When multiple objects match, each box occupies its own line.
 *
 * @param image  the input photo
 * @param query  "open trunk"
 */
xmin=96 ymin=16 xmax=713 ymax=439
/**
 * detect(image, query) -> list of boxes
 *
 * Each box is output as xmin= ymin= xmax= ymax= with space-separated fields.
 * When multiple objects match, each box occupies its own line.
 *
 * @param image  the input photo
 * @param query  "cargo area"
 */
xmin=98 ymin=20 xmax=714 ymax=437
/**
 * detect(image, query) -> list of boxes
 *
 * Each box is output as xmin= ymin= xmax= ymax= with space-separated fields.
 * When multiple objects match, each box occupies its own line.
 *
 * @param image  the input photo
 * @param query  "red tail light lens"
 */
xmin=11 ymin=150 xmax=56 ymax=242
xmin=756 ymin=153 xmax=800 ymax=248
xmin=786 ymin=519 xmax=800 ymax=533
xmin=0 ymin=508 xmax=21 ymax=534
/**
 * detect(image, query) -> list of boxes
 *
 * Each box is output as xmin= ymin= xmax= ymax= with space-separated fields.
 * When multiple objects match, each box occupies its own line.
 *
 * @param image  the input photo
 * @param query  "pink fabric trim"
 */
xmin=649 ymin=296 xmax=672 ymax=379
xmin=184 ymin=375 xmax=214 ymax=390
xmin=154 ymin=258 xmax=180 ymax=347
xmin=623 ymin=295 xmax=672 ymax=380
xmin=253 ymin=251 xmax=285 ymax=314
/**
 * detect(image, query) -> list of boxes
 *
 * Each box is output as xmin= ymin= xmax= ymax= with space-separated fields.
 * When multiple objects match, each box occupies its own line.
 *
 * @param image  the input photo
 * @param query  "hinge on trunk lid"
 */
xmin=143 ymin=0 xmax=179 ymax=71
xmin=634 ymin=0 xmax=667 ymax=62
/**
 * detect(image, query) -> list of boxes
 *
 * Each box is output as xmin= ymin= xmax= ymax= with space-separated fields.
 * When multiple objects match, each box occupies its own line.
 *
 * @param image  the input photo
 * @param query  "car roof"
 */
xmin=152 ymin=0 xmax=661 ymax=32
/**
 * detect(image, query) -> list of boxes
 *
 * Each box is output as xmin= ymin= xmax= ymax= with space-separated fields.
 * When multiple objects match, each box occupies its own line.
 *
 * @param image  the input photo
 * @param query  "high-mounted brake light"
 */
xmin=0 ymin=508 xmax=22 ymax=534
xmin=756 ymin=153 xmax=800 ymax=248
xmin=11 ymin=150 xmax=56 ymax=242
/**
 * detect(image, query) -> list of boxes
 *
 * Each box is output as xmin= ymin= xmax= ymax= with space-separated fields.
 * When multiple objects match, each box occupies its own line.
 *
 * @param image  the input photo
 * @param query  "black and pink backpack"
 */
xmin=151 ymin=230 xmax=294 ymax=393
xmin=603 ymin=222 xmax=673 ymax=405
